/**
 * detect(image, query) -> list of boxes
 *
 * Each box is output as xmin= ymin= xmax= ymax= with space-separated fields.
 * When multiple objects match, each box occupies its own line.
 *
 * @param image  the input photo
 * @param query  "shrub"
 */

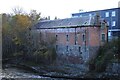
xmin=89 ymin=38 xmax=120 ymax=72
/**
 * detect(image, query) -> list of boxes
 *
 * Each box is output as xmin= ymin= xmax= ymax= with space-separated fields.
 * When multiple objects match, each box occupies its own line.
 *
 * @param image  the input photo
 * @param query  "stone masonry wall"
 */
xmin=56 ymin=44 xmax=90 ymax=64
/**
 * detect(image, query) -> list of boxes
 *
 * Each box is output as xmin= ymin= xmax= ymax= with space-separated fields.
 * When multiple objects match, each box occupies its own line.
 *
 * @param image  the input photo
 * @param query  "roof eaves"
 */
xmin=36 ymin=24 xmax=102 ymax=29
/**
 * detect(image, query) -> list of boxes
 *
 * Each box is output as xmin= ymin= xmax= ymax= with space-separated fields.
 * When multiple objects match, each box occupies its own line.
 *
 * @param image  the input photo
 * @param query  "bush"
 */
xmin=89 ymin=38 xmax=120 ymax=72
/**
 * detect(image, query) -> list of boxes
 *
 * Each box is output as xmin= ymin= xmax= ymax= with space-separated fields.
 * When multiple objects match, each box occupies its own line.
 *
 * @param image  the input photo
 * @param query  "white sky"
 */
xmin=0 ymin=0 xmax=120 ymax=19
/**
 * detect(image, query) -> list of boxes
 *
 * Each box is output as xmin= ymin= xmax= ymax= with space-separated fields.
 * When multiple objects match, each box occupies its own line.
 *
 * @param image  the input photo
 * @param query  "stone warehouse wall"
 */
xmin=56 ymin=44 xmax=89 ymax=64
xmin=32 ymin=24 xmax=108 ymax=64
xmin=31 ymin=29 xmax=101 ymax=64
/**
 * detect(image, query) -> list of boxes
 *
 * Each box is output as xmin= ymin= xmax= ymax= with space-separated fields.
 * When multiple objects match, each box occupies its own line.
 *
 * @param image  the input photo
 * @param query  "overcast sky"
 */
xmin=0 ymin=0 xmax=119 ymax=19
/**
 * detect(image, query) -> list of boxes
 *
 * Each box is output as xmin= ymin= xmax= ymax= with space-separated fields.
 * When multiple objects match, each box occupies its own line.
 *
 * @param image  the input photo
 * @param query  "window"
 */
xmin=56 ymin=45 xmax=58 ymax=50
xmin=85 ymin=46 xmax=86 ymax=52
xmin=79 ymin=15 xmax=82 ymax=17
xmin=75 ymin=35 xmax=77 ymax=44
xmin=105 ymin=12 xmax=109 ymax=17
xmin=89 ymin=14 xmax=92 ymax=17
xmin=66 ymin=35 xmax=69 ymax=41
xmin=101 ymin=34 xmax=105 ymax=42
xmin=112 ymin=21 xmax=116 ymax=26
xmin=79 ymin=47 xmax=81 ymax=52
xmin=107 ymin=21 xmax=109 ymax=26
xmin=56 ymin=35 xmax=58 ymax=41
xmin=66 ymin=46 xmax=68 ymax=52
xmin=108 ymin=31 xmax=111 ymax=36
xmin=82 ymin=34 xmax=86 ymax=41
xmin=112 ymin=11 xmax=116 ymax=17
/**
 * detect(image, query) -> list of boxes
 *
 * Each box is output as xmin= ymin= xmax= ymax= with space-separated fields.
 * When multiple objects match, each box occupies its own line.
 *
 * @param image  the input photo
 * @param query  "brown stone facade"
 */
xmin=33 ymin=16 xmax=108 ymax=64
xmin=34 ymin=25 xmax=108 ymax=64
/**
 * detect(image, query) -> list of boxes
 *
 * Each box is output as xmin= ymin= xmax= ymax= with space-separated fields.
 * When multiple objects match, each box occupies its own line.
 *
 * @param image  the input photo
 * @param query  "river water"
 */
xmin=0 ymin=68 xmax=47 ymax=79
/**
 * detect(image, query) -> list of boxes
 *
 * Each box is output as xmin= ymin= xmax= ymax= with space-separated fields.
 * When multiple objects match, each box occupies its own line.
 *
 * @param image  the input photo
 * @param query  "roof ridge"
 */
xmin=39 ymin=16 xmax=92 ymax=22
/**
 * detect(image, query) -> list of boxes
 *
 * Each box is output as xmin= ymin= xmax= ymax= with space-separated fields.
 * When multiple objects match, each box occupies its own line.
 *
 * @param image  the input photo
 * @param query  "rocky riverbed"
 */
xmin=1 ymin=62 xmax=120 ymax=79
xmin=0 ymin=68 xmax=48 ymax=79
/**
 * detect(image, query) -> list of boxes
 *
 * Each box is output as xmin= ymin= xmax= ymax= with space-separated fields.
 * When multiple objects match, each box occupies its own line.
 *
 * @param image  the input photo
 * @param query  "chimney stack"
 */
xmin=94 ymin=12 xmax=100 ymax=25
xmin=48 ymin=16 xmax=50 ymax=20
xmin=118 ymin=1 xmax=120 ymax=8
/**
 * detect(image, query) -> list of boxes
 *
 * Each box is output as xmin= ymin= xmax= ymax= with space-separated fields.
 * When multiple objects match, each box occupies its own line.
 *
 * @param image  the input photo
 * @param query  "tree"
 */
xmin=54 ymin=16 xmax=57 ymax=20
xmin=2 ymin=8 xmax=32 ymax=59
xmin=31 ymin=31 xmax=57 ymax=64
xmin=29 ymin=10 xmax=41 ymax=25
xmin=12 ymin=6 xmax=24 ymax=15
xmin=89 ymin=38 xmax=120 ymax=72
xmin=2 ymin=13 xmax=15 ymax=58
xmin=2 ymin=8 xmax=57 ymax=64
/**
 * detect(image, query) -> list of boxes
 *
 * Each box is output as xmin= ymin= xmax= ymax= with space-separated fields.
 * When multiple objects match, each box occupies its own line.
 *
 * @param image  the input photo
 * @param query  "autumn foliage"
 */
xmin=2 ymin=9 xmax=57 ymax=64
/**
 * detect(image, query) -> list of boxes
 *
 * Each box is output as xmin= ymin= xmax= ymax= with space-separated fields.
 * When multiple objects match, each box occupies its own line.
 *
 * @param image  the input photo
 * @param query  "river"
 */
xmin=1 ymin=63 xmax=119 ymax=79
xmin=0 ymin=67 xmax=48 ymax=79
